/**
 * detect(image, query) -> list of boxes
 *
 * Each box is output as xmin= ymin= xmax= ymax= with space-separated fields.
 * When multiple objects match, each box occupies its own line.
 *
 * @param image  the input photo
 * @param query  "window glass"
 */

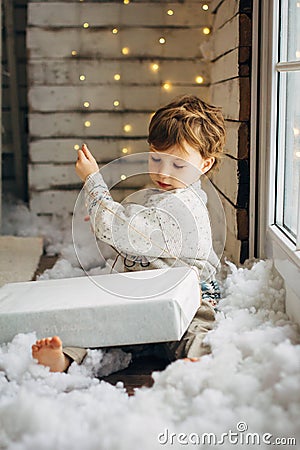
xmin=276 ymin=0 xmax=300 ymax=243
xmin=287 ymin=0 xmax=300 ymax=61
xmin=283 ymin=72 xmax=300 ymax=236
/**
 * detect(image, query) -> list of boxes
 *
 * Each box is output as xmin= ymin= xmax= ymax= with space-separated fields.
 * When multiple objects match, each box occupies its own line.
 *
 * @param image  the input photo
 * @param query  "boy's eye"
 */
xmin=150 ymin=155 xmax=186 ymax=168
xmin=150 ymin=155 xmax=161 ymax=162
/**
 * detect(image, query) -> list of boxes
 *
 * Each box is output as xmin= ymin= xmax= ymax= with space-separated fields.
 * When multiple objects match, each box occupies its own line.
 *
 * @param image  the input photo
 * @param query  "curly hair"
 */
xmin=148 ymin=95 xmax=226 ymax=175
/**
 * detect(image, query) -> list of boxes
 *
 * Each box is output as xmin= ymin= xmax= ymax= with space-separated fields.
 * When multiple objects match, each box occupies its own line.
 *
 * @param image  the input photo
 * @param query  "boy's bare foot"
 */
xmin=183 ymin=357 xmax=200 ymax=362
xmin=32 ymin=336 xmax=71 ymax=372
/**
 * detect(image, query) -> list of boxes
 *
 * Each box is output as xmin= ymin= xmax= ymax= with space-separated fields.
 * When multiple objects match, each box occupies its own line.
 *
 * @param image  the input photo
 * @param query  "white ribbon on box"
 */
xmin=0 ymin=267 xmax=200 ymax=347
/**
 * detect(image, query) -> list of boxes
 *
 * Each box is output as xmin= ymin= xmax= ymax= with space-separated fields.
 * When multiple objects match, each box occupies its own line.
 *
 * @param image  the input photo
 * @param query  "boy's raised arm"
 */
xmin=78 ymin=145 xmax=171 ymax=259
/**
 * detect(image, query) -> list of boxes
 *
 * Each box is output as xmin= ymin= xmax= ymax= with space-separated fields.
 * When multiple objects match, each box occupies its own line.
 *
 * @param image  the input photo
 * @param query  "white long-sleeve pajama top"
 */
xmin=84 ymin=171 xmax=220 ymax=283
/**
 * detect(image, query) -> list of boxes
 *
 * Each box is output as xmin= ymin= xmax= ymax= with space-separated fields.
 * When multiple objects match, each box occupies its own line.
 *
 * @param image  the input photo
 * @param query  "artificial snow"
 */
xmin=0 ymin=199 xmax=299 ymax=449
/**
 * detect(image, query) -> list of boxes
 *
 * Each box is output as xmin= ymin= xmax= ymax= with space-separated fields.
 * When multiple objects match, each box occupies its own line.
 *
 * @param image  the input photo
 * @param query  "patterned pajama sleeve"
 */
xmin=84 ymin=171 xmax=171 ymax=259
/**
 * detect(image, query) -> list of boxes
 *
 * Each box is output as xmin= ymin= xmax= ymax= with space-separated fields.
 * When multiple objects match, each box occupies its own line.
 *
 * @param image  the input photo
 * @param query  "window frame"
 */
xmin=252 ymin=0 xmax=300 ymax=324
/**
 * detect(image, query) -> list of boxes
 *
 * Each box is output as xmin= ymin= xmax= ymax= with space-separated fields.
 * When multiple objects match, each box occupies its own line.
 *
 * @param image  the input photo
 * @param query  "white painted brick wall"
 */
xmin=27 ymin=1 xmax=213 ymax=215
xmin=210 ymin=0 xmax=251 ymax=263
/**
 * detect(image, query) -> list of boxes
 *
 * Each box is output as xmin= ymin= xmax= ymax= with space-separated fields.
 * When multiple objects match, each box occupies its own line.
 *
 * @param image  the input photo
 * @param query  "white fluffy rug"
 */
xmin=1 ymin=258 xmax=299 ymax=450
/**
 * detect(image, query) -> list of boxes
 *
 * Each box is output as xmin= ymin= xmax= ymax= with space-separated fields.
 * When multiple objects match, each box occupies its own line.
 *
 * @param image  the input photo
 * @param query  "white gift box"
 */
xmin=0 ymin=267 xmax=200 ymax=347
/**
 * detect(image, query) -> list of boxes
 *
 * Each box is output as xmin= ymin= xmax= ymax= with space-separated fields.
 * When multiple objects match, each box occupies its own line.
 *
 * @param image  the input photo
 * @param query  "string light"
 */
xmin=296 ymin=151 xmax=300 ymax=157
xmin=83 ymin=101 xmax=90 ymax=108
xmin=112 ymin=28 xmax=118 ymax=34
xmin=297 ymin=2 xmax=300 ymax=6
xmin=83 ymin=22 xmax=90 ymax=28
xmin=202 ymin=27 xmax=211 ymax=35
xmin=167 ymin=9 xmax=174 ymax=15
xmin=71 ymin=50 xmax=77 ymax=56
xmin=122 ymin=47 xmax=130 ymax=55
xmin=163 ymin=82 xmax=171 ymax=90
xmin=79 ymin=75 xmax=86 ymax=81
xmin=294 ymin=128 xmax=300 ymax=136
xmin=195 ymin=76 xmax=204 ymax=84
xmin=84 ymin=121 xmax=91 ymax=127
xmin=124 ymin=0 xmax=130 ymax=4
xmin=296 ymin=51 xmax=300 ymax=58
xmin=122 ymin=147 xmax=128 ymax=154
xmin=74 ymin=144 xmax=80 ymax=150
xmin=114 ymin=73 xmax=121 ymax=81
xmin=159 ymin=37 xmax=166 ymax=44
xmin=202 ymin=4 xmax=209 ymax=10
xmin=123 ymin=124 xmax=132 ymax=132
xmin=151 ymin=63 xmax=159 ymax=72
xmin=120 ymin=174 xmax=127 ymax=180
xmin=113 ymin=100 xmax=120 ymax=107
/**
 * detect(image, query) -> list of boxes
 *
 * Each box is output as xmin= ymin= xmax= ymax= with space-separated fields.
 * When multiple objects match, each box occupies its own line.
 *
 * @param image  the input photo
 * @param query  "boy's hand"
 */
xmin=75 ymin=144 xmax=99 ymax=181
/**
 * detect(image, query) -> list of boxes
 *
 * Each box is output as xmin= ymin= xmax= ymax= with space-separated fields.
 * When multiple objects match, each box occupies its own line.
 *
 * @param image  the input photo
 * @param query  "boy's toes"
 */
xmin=32 ymin=344 xmax=39 ymax=355
xmin=33 ymin=339 xmax=44 ymax=349
xmin=32 ymin=337 xmax=61 ymax=353
xmin=50 ymin=336 xmax=62 ymax=349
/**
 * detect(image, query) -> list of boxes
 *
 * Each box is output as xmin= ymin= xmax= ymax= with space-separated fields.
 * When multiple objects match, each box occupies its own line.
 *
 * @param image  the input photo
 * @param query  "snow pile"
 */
xmin=0 ymin=259 xmax=299 ymax=449
xmin=2 ymin=196 xmax=117 ymax=280
xmin=2 ymin=196 xmax=71 ymax=256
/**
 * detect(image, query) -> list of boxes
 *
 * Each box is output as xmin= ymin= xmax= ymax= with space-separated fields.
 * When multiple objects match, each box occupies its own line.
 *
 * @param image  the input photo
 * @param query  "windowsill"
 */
xmin=267 ymin=225 xmax=300 ymax=268
xmin=266 ymin=225 xmax=300 ymax=326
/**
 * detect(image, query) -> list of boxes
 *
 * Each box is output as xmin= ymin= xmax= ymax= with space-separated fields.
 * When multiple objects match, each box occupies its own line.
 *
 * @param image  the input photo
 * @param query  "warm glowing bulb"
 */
xmin=296 ymin=51 xmax=300 ymax=58
xmin=74 ymin=144 xmax=80 ymax=150
xmin=294 ymin=128 xmax=300 ymax=136
xmin=151 ymin=63 xmax=159 ymax=72
xmin=124 ymin=0 xmax=130 ymax=4
xmin=297 ymin=2 xmax=300 ymax=6
xmin=114 ymin=73 xmax=121 ymax=81
xmin=122 ymin=147 xmax=128 ymax=154
xmin=71 ymin=50 xmax=77 ymax=56
xmin=296 ymin=151 xmax=300 ymax=157
xmin=120 ymin=174 xmax=127 ymax=180
xmin=113 ymin=100 xmax=120 ymax=107
xmin=79 ymin=75 xmax=86 ymax=81
xmin=163 ymin=82 xmax=171 ymax=90
xmin=159 ymin=37 xmax=166 ymax=44
xmin=83 ymin=101 xmax=90 ymax=108
xmin=83 ymin=22 xmax=90 ymax=29
xmin=203 ymin=27 xmax=211 ymax=35
xmin=202 ymin=4 xmax=209 ymax=10
xmin=112 ymin=28 xmax=118 ymax=34
xmin=122 ymin=47 xmax=129 ymax=55
xmin=195 ymin=76 xmax=204 ymax=84
xmin=84 ymin=121 xmax=91 ymax=127
xmin=123 ymin=124 xmax=132 ymax=132
xmin=167 ymin=9 xmax=174 ymax=15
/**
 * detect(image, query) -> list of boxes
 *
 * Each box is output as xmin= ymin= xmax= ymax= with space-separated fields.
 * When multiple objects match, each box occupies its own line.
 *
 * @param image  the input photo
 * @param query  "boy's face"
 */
xmin=148 ymin=141 xmax=214 ymax=190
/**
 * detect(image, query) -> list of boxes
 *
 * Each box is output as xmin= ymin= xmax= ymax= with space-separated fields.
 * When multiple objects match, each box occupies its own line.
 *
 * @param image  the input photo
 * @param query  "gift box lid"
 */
xmin=0 ymin=267 xmax=201 ymax=347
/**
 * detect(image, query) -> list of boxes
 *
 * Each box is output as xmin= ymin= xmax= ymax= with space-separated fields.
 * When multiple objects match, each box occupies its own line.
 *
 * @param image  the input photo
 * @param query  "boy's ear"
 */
xmin=201 ymin=157 xmax=215 ymax=174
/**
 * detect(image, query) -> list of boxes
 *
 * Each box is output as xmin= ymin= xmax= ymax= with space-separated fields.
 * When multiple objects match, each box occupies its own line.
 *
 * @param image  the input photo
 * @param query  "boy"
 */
xmin=32 ymin=95 xmax=226 ymax=373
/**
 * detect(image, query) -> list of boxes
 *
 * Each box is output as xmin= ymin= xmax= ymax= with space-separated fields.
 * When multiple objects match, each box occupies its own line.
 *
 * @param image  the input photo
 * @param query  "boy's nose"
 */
xmin=156 ymin=162 xmax=172 ymax=177
xmin=158 ymin=169 xmax=173 ymax=181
